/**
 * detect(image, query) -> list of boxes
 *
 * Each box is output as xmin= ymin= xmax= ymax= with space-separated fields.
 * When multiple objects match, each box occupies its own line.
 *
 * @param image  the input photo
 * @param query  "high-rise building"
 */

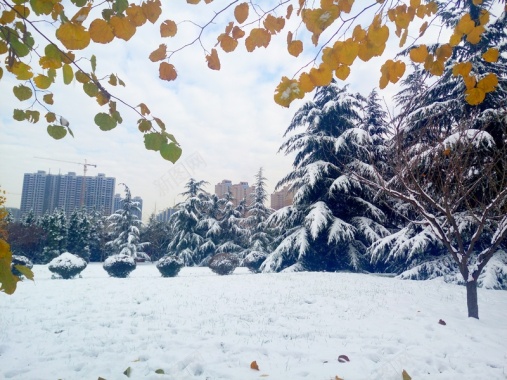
xmin=20 ymin=171 xmax=116 ymax=218
xmin=156 ymin=207 xmax=176 ymax=223
xmin=214 ymin=179 xmax=255 ymax=206
xmin=112 ymin=193 xmax=143 ymax=220
xmin=270 ymin=186 xmax=294 ymax=210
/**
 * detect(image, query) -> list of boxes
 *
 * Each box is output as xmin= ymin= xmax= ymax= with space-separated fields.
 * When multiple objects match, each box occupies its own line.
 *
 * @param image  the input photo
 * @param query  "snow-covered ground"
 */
xmin=1 ymin=264 xmax=506 ymax=380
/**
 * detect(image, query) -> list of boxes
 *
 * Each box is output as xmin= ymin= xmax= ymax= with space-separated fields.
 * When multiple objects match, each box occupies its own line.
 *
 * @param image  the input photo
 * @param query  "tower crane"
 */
xmin=34 ymin=157 xmax=97 ymax=206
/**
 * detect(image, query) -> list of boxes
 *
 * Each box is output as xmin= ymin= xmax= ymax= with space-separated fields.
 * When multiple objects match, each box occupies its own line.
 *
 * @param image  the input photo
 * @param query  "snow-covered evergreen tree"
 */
xmin=88 ymin=209 xmax=109 ymax=262
xmin=106 ymin=184 xmax=149 ymax=260
xmin=242 ymin=168 xmax=274 ymax=272
xmin=262 ymin=83 xmax=389 ymax=273
xmin=214 ymin=193 xmax=247 ymax=256
xmin=39 ymin=208 xmax=68 ymax=264
xmin=67 ymin=208 xmax=91 ymax=261
xmin=140 ymin=214 xmax=172 ymax=261
xmin=167 ymin=178 xmax=209 ymax=265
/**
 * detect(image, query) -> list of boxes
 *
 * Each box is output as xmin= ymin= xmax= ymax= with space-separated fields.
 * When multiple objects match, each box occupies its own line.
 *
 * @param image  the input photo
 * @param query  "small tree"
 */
xmin=67 ymin=208 xmax=91 ymax=262
xmin=39 ymin=208 xmax=67 ymax=264
xmin=106 ymin=184 xmax=149 ymax=260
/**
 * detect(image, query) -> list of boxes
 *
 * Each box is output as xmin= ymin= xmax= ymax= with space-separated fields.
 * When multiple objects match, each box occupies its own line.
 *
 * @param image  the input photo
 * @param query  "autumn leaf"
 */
xmin=435 ymin=44 xmax=452 ymax=61
xmin=232 ymin=26 xmax=245 ymax=39
xmin=452 ymin=62 xmax=472 ymax=77
xmin=288 ymin=39 xmax=303 ymax=57
xmin=71 ymin=6 xmax=91 ymax=24
xmin=250 ymin=361 xmax=259 ymax=371
xmin=466 ymin=25 xmax=485 ymax=44
xmin=160 ymin=20 xmax=177 ymax=37
xmin=62 ymin=64 xmax=74 ymax=84
xmin=126 ymin=5 xmax=147 ymax=26
xmin=13 ymin=85 xmax=33 ymax=101
xmin=89 ymin=19 xmax=115 ymax=44
xmin=206 ymin=48 xmax=220 ymax=70
xmin=10 ymin=61 xmax=33 ymax=80
xmin=159 ymin=62 xmax=177 ymax=81
xmin=56 ymin=22 xmax=91 ymax=50
xmin=218 ymin=34 xmax=238 ymax=53
xmin=456 ymin=14 xmax=474 ymax=35
xmin=302 ymin=7 xmax=339 ymax=45
xmin=335 ymin=65 xmax=350 ymax=80
xmin=245 ymin=28 xmax=271 ymax=52
xmin=264 ymin=15 xmax=285 ymax=34
xmin=110 ymin=16 xmax=136 ymax=41
xmin=0 ymin=239 xmax=20 ymax=295
xmin=309 ymin=64 xmax=333 ymax=86
xmin=160 ymin=142 xmax=182 ymax=163
xmin=149 ymin=44 xmax=167 ymax=62
xmin=47 ymin=124 xmax=67 ymax=139
xmin=43 ymin=93 xmax=54 ymax=105
xmin=482 ymin=48 xmax=499 ymax=63
xmin=274 ymin=76 xmax=304 ymax=107
xmin=34 ymin=74 xmax=52 ymax=89
xmin=477 ymin=73 xmax=498 ymax=93
xmin=142 ymin=0 xmax=162 ymax=24
xmin=138 ymin=103 xmax=151 ymax=116
xmin=409 ymin=45 xmax=428 ymax=63
xmin=465 ymin=87 xmax=485 ymax=105
xmin=138 ymin=119 xmax=152 ymax=132
xmin=235 ymin=3 xmax=249 ymax=24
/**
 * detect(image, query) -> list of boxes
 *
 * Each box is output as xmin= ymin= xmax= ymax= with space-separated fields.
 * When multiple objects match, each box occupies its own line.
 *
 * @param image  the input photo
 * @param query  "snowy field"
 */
xmin=1 ymin=264 xmax=506 ymax=380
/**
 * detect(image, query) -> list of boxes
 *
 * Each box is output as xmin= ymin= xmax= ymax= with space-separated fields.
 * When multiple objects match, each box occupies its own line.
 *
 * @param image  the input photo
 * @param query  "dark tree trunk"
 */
xmin=466 ymin=280 xmax=479 ymax=319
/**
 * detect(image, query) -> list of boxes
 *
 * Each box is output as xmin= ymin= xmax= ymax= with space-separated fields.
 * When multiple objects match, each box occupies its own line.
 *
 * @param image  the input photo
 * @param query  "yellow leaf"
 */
xmin=479 ymin=10 xmax=490 ymax=26
xmin=410 ymin=0 xmax=421 ymax=7
xmin=245 ymin=28 xmax=271 ymax=52
xmin=160 ymin=20 xmax=177 ymax=37
xmin=0 ymin=239 xmax=20 ymax=295
xmin=402 ymin=369 xmax=412 ymax=380
xmin=288 ymin=39 xmax=303 ymax=57
xmin=33 ymin=74 xmax=52 ymax=90
xmin=452 ymin=62 xmax=472 ymax=77
xmin=339 ymin=39 xmax=359 ymax=65
xmin=477 ymin=73 xmax=498 ymax=93
xmin=149 ymin=44 xmax=167 ymax=62
xmin=159 ymin=62 xmax=177 ymax=81
xmin=46 ymin=112 xmax=57 ymax=123
xmin=218 ymin=34 xmax=238 ymax=53
xmin=419 ymin=21 xmax=428 ymax=36
xmin=335 ymin=65 xmax=350 ymax=80
xmin=463 ymin=75 xmax=476 ymax=90
xmin=206 ymin=48 xmax=220 ymax=70
xmin=466 ymin=25 xmax=485 ymax=44
xmin=302 ymin=7 xmax=339 ymax=46
xmin=71 ymin=6 xmax=91 ymax=24
xmin=274 ymin=76 xmax=304 ymax=107
xmin=388 ymin=60 xmax=405 ymax=84
xmin=39 ymin=56 xmax=62 ymax=70
xmin=43 ymin=93 xmax=54 ymax=105
xmin=264 ymin=15 xmax=285 ymax=35
xmin=472 ymin=0 xmax=482 ymax=4
xmin=110 ymin=16 xmax=136 ymax=41
xmin=399 ymin=28 xmax=408 ymax=47
xmin=428 ymin=59 xmax=444 ymax=76
xmin=187 ymin=0 xmax=200 ymax=3
xmin=482 ymin=48 xmax=499 ymax=63
xmin=138 ymin=103 xmax=151 ymax=116
xmin=456 ymin=14 xmax=474 ymax=35
xmin=13 ymin=5 xmax=30 ymax=18
xmin=0 ymin=10 xmax=16 ymax=24
xmin=142 ymin=0 xmax=162 ymax=24
xmin=10 ymin=61 xmax=33 ymax=80
xmin=0 ymin=41 xmax=7 ymax=54
xmin=56 ymin=22 xmax=91 ymax=50
xmin=127 ymin=5 xmax=147 ymax=26
xmin=62 ymin=63 xmax=74 ymax=84
xmin=298 ymin=72 xmax=315 ymax=93
xmin=449 ymin=33 xmax=461 ymax=47
xmin=409 ymin=45 xmax=428 ymax=63
xmin=235 ymin=3 xmax=249 ymax=24
xmin=465 ymin=87 xmax=485 ymax=105
xmin=75 ymin=70 xmax=90 ymax=83
xmin=352 ymin=25 xmax=366 ymax=41
xmin=89 ymin=19 xmax=115 ymax=44
xmin=309 ymin=64 xmax=333 ymax=87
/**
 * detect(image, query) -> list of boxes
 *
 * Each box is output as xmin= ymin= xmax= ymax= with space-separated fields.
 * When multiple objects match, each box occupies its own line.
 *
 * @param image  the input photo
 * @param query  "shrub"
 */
xmin=243 ymin=251 xmax=268 ymax=273
xmin=208 ymin=253 xmax=239 ymax=276
xmin=48 ymin=252 xmax=87 ymax=279
xmin=156 ymin=255 xmax=184 ymax=277
xmin=103 ymin=254 xmax=136 ymax=278
xmin=11 ymin=255 xmax=34 ymax=278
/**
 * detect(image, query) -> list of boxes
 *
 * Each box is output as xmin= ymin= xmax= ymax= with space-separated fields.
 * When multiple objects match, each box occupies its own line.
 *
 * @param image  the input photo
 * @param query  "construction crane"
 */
xmin=34 ymin=157 xmax=97 ymax=206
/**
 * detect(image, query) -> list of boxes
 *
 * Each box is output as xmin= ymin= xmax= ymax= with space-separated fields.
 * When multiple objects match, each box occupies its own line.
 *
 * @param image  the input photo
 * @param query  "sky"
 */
xmin=0 ymin=2 xmax=418 ymax=220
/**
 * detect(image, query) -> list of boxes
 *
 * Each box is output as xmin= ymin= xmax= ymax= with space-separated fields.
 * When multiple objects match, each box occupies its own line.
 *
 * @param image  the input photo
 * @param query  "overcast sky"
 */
xmin=0 ymin=2 xmax=418 ymax=220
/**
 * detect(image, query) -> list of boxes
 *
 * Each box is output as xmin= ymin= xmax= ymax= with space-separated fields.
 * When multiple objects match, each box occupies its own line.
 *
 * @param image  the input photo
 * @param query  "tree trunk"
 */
xmin=466 ymin=280 xmax=479 ymax=319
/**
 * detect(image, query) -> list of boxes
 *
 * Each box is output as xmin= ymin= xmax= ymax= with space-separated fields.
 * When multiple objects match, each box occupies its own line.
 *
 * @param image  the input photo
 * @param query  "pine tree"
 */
xmin=88 ymin=210 xmax=109 ymax=262
xmin=67 ymin=208 xmax=91 ymax=261
xmin=140 ymin=214 xmax=172 ymax=261
xmin=39 ymin=208 xmax=67 ymax=264
xmin=262 ymin=83 xmax=389 ymax=273
xmin=167 ymin=178 xmax=209 ymax=265
xmin=242 ymin=168 xmax=274 ymax=272
xmin=106 ymin=184 xmax=149 ymax=260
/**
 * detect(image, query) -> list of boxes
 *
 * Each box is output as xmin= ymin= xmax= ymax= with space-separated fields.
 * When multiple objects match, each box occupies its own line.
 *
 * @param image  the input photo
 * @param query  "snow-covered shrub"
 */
xmin=156 ymin=255 xmax=184 ymax=277
xmin=11 ymin=255 xmax=33 ymax=278
xmin=208 ymin=253 xmax=239 ymax=275
xmin=243 ymin=251 xmax=267 ymax=273
xmin=103 ymin=254 xmax=136 ymax=278
xmin=48 ymin=252 xmax=87 ymax=279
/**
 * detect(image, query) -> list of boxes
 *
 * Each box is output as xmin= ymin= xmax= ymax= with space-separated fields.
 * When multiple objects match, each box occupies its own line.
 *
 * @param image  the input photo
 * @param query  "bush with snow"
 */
xmin=156 ymin=255 xmax=184 ymax=277
xmin=208 ymin=253 xmax=239 ymax=275
xmin=243 ymin=251 xmax=268 ymax=273
xmin=48 ymin=252 xmax=87 ymax=279
xmin=103 ymin=254 xmax=136 ymax=278
xmin=11 ymin=255 xmax=33 ymax=278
